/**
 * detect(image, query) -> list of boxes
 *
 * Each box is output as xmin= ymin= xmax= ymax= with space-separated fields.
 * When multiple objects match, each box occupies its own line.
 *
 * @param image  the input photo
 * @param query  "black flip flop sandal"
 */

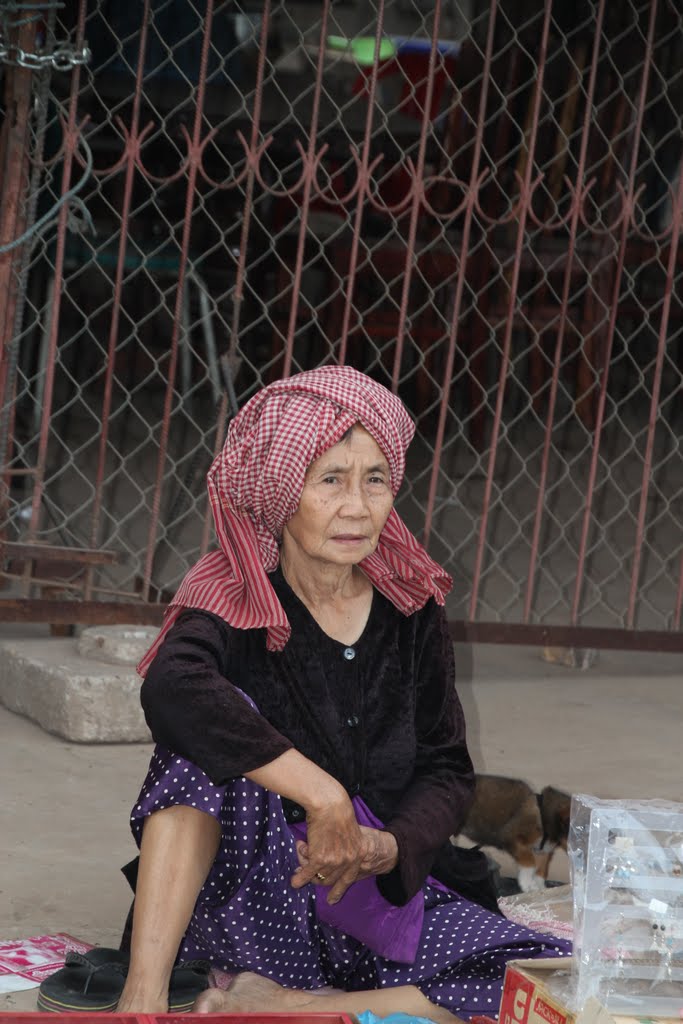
xmin=37 ymin=947 xmax=129 ymax=1013
xmin=168 ymin=960 xmax=212 ymax=1012
xmin=38 ymin=947 xmax=211 ymax=1014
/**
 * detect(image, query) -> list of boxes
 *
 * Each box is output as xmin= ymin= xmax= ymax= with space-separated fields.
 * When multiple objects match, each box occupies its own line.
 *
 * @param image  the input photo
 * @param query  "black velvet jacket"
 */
xmin=141 ymin=569 xmax=476 ymax=904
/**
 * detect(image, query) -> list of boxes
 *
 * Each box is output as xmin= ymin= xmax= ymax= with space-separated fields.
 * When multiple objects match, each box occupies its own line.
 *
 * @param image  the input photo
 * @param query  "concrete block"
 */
xmin=77 ymin=624 xmax=159 ymax=666
xmin=0 ymin=626 xmax=159 ymax=742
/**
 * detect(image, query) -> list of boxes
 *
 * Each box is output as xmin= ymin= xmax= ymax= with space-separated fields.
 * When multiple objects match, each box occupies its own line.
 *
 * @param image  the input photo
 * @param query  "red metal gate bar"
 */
xmin=337 ymin=0 xmax=386 ymax=368
xmin=281 ymin=2 xmax=331 ymax=378
xmin=0 ymin=12 xmax=39 ymax=513
xmin=390 ymin=0 xmax=442 ymax=391
xmin=468 ymin=0 xmax=553 ymax=620
xmin=626 ymin=158 xmax=683 ymax=627
xmin=197 ymin=0 xmax=275 ymax=558
xmin=523 ymin=0 xmax=607 ymax=622
xmin=448 ymin=621 xmax=683 ymax=654
xmin=0 ymin=597 xmax=679 ymax=654
xmin=0 ymin=16 xmax=35 ymax=344
xmin=23 ymin=0 xmax=88 ymax=566
xmin=226 ymin=0 xmax=271 ymax=376
xmin=423 ymin=0 xmax=497 ymax=543
xmin=84 ymin=0 xmax=151 ymax=600
xmin=141 ymin=0 xmax=215 ymax=600
xmin=675 ymin=554 xmax=683 ymax=632
xmin=0 ymin=598 xmax=167 ymax=626
xmin=1 ymin=541 xmax=117 ymax=564
xmin=571 ymin=0 xmax=659 ymax=626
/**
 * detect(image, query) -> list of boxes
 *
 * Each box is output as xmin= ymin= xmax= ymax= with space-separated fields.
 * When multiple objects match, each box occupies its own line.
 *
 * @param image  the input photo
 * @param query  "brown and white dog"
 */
xmin=459 ymin=774 xmax=572 ymax=892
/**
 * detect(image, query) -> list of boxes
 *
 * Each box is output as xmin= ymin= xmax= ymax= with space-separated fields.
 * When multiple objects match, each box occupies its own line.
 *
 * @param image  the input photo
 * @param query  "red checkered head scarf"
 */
xmin=138 ymin=365 xmax=452 ymax=675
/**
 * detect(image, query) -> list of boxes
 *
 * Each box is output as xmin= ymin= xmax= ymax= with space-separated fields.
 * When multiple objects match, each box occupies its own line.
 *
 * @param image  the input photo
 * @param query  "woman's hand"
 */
xmin=244 ymin=748 xmax=368 ymax=903
xmin=294 ymin=822 xmax=399 ymax=902
xmin=290 ymin=792 xmax=364 ymax=904
xmin=356 ymin=825 xmax=399 ymax=878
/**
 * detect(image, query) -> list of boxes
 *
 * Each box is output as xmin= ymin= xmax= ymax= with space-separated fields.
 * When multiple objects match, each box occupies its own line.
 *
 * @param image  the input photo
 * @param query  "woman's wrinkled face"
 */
xmin=281 ymin=426 xmax=394 ymax=570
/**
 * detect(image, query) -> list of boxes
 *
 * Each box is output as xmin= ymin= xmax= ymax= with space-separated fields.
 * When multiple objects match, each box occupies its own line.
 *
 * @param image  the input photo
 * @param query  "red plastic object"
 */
xmin=155 ymin=1016 xmax=356 ymax=1024
xmin=0 ymin=1015 xmax=356 ymax=1024
xmin=0 ymin=1018 xmax=141 ymax=1024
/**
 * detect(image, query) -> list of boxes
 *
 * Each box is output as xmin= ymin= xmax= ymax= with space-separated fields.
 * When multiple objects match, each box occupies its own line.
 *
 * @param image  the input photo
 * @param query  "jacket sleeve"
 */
xmin=378 ymin=601 xmax=475 ymax=904
xmin=140 ymin=610 xmax=293 ymax=785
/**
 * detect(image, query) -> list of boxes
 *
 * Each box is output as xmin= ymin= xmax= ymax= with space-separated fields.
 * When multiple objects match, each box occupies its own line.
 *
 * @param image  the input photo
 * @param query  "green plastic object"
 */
xmin=327 ymin=34 xmax=396 ymax=65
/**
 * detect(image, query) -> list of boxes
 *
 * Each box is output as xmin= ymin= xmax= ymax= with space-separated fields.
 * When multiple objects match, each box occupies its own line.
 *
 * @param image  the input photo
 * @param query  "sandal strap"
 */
xmin=173 ymin=959 xmax=212 ymax=975
xmin=65 ymin=948 xmax=129 ymax=971
xmin=64 ymin=949 xmax=129 ymax=996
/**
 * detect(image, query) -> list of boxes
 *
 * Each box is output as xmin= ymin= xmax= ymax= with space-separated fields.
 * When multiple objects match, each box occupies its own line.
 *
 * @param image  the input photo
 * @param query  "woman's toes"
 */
xmin=193 ymin=989 xmax=231 ymax=1013
xmin=192 ymin=972 xmax=293 ymax=1014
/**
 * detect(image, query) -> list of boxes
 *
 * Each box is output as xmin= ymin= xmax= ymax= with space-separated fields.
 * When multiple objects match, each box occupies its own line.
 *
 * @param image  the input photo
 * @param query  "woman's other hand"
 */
xmin=291 ymin=791 xmax=363 ymax=904
xmin=244 ymin=748 xmax=365 ymax=902
xmin=357 ymin=825 xmax=399 ymax=877
xmin=294 ymin=822 xmax=398 ymax=901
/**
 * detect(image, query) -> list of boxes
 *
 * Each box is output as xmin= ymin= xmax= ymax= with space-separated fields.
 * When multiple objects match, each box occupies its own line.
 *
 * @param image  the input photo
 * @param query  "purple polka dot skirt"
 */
xmin=131 ymin=746 xmax=571 ymax=1020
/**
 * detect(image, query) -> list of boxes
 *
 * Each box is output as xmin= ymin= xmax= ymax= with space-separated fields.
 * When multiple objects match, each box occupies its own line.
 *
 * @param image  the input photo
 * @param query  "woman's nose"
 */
xmin=339 ymin=481 xmax=367 ymax=515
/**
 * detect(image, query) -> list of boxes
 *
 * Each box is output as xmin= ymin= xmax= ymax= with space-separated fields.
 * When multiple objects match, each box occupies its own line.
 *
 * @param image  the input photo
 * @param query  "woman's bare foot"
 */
xmin=194 ymin=974 xmax=464 ymax=1024
xmin=193 ymin=972 xmax=309 ymax=1014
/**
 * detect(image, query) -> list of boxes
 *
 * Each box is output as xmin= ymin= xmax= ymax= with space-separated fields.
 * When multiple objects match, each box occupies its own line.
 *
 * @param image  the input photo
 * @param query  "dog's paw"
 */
xmin=518 ymin=866 xmax=546 ymax=892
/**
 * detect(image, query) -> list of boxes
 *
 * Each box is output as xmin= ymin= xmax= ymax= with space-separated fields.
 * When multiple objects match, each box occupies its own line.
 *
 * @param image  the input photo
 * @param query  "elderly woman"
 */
xmin=117 ymin=367 xmax=569 ymax=1022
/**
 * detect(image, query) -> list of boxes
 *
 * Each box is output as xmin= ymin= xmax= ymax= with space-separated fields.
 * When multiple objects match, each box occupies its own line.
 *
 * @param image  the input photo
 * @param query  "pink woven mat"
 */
xmin=0 ymin=933 xmax=92 ymax=992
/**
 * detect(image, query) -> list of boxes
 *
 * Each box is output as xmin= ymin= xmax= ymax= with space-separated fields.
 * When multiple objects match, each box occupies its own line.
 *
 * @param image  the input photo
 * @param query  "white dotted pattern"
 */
xmin=131 ymin=746 xmax=571 ymax=1020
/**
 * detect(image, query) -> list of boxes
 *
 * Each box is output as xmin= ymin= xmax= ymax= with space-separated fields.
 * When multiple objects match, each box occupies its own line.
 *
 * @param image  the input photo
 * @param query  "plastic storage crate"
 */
xmin=569 ymin=794 xmax=683 ymax=1017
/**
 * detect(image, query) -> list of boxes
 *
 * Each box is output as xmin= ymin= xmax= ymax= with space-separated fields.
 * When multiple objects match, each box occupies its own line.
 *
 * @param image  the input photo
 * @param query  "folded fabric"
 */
xmin=290 ymin=796 xmax=424 ymax=963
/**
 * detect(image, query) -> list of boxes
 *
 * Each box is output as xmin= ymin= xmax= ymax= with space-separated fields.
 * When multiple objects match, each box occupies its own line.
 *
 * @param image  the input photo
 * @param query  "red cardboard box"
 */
xmin=499 ymin=959 xmax=679 ymax=1024
xmin=500 ymin=960 xmax=574 ymax=1024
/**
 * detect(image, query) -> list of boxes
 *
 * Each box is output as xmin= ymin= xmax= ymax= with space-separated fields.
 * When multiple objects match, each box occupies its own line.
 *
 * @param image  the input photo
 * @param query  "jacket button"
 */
xmin=346 ymin=715 xmax=360 ymax=727
xmin=343 ymin=647 xmax=356 ymax=661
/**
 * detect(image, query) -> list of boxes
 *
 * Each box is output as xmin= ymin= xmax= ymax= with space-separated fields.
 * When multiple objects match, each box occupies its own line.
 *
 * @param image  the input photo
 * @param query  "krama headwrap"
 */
xmin=138 ymin=365 xmax=452 ymax=675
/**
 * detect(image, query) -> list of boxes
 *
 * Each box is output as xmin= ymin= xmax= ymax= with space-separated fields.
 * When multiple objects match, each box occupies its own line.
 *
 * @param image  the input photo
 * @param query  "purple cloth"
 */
xmin=131 ymin=747 xmax=572 ymax=1020
xmin=290 ymin=796 xmax=426 ymax=963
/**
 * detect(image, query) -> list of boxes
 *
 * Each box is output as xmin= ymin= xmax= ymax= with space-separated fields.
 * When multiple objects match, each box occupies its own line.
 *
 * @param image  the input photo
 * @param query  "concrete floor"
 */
xmin=1 ymin=639 xmax=682 ymax=1011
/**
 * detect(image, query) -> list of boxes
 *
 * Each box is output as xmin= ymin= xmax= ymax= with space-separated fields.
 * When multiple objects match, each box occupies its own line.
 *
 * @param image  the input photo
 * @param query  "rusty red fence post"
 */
xmin=23 ymin=0 xmax=88 ymax=569
xmin=389 ymin=0 xmax=443 ymax=392
xmin=336 ymin=0 xmax=387 ymax=368
xmin=280 ymin=1 xmax=331 ymax=379
xmin=522 ymin=0 xmax=607 ymax=622
xmin=626 ymin=164 xmax=683 ymax=627
xmin=198 ymin=0 xmax=274 ymax=560
xmin=423 ymin=1 xmax=498 ymax=544
xmin=84 ymin=1 xmax=152 ymax=599
xmin=141 ymin=0 xmax=216 ymax=601
xmin=570 ymin=0 xmax=659 ymax=627
xmin=0 ymin=14 xmax=39 ymax=529
xmin=468 ymin=0 xmax=554 ymax=621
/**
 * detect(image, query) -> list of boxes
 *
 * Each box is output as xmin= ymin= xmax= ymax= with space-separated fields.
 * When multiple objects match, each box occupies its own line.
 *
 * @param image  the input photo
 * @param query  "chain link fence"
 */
xmin=0 ymin=0 xmax=681 ymax=646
